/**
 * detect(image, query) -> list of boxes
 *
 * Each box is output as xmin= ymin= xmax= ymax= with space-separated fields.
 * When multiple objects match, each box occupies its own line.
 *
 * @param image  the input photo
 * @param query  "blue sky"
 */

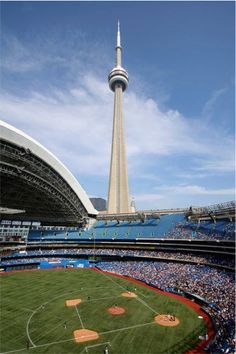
xmin=1 ymin=1 xmax=235 ymax=209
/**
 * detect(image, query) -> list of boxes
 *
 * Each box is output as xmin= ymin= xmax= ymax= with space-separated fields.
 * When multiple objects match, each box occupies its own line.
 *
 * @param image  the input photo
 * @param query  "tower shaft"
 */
xmin=108 ymin=84 xmax=129 ymax=213
xmin=107 ymin=22 xmax=130 ymax=214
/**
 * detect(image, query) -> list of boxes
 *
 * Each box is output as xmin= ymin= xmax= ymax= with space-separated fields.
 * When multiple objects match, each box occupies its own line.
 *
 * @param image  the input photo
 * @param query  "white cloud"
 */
xmin=0 ymin=78 xmax=114 ymax=177
xmin=1 ymin=32 xmax=112 ymax=83
xmin=156 ymin=184 xmax=235 ymax=196
xmin=1 ymin=35 xmax=66 ymax=73
xmin=194 ymin=158 xmax=235 ymax=173
xmin=0 ymin=72 xmax=234 ymax=181
xmin=133 ymin=185 xmax=234 ymax=210
xmin=135 ymin=193 xmax=164 ymax=202
xmin=124 ymin=91 xmax=234 ymax=167
xmin=202 ymin=87 xmax=227 ymax=118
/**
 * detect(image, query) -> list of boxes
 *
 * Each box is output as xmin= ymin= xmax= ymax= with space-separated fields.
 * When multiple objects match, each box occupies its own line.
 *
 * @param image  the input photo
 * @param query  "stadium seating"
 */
xmin=27 ymin=214 xmax=235 ymax=242
xmin=176 ymin=219 xmax=235 ymax=240
xmin=28 ymin=214 xmax=185 ymax=241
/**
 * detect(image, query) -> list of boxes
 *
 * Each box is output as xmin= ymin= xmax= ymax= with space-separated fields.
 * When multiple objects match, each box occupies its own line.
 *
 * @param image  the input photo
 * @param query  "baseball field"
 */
xmin=0 ymin=268 xmax=207 ymax=354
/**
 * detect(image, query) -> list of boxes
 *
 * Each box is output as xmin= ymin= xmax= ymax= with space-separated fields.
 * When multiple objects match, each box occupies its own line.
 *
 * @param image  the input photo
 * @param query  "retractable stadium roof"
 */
xmin=0 ymin=120 xmax=98 ymax=226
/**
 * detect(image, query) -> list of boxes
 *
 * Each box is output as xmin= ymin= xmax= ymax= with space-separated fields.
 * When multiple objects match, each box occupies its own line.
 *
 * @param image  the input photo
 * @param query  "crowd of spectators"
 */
xmin=0 ymin=258 xmax=40 ymax=266
xmin=222 ymin=222 xmax=235 ymax=236
xmin=0 ymin=257 xmax=76 ymax=266
xmin=166 ymin=221 xmax=235 ymax=240
xmin=98 ymin=260 xmax=235 ymax=353
xmin=1 ymin=248 xmax=234 ymax=268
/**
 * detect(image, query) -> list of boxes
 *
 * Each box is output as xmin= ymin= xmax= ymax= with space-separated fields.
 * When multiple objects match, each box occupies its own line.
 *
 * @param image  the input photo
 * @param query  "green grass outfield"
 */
xmin=0 ymin=268 xmax=206 ymax=354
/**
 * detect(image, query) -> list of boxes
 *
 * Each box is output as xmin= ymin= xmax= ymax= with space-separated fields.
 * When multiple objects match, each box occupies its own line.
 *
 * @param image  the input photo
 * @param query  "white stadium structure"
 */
xmin=0 ymin=120 xmax=97 ymax=226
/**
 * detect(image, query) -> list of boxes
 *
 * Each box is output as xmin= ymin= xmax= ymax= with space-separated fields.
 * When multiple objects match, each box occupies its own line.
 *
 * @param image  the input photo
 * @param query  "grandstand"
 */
xmin=2 ymin=203 xmax=234 ymax=259
xmin=187 ymin=201 xmax=235 ymax=222
xmin=27 ymin=213 xmax=185 ymax=241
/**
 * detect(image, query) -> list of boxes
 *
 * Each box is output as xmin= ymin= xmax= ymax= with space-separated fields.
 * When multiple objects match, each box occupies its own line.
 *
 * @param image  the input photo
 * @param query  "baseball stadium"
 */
xmin=0 ymin=98 xmax=235 ymax=354
xmin=1 ymin=5 xmax=235 ymax=354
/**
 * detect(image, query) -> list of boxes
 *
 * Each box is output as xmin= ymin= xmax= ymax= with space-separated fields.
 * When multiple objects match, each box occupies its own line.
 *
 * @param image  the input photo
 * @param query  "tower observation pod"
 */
xmin=107 ymin=21 xmax=130 ymax=214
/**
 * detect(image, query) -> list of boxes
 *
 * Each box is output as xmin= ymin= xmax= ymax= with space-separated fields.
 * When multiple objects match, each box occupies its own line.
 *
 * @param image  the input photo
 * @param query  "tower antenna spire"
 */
xmin=117 ymin=20 xmax=121 ymax=48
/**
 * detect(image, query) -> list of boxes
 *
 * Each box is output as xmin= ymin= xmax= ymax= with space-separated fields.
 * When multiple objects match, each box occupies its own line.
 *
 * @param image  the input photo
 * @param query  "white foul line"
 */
xmin=99 ymin=321 xmax=156 ymax=335
xmin=85 ymin=295 xmax=121 ymax=303
xmin=84 ymin=341 xmax=111 ymax=353
xmin=136 ymin=296 xmax=158 ymax=315
xmin=0 ymin=348 xmax=27 ymax=354
xmin=75 ymin=305 xmax=84 ymax=329
xmin=97 ymin=269 xmax=159 ymax=315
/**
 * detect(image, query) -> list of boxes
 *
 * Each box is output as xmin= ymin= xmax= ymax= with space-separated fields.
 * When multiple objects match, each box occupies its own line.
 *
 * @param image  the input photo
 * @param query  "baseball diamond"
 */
xmin=0 ymin=268 xmax=211 ymax=354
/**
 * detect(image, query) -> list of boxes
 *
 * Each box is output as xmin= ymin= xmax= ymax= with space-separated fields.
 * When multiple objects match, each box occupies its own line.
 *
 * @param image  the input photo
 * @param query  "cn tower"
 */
xmin=107 ymin=21 xmax=130 ymax=214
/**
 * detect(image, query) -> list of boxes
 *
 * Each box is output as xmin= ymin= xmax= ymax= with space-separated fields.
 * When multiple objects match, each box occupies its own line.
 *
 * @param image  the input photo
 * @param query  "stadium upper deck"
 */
xmin=27 ymin=213 xmax=235 ymax=242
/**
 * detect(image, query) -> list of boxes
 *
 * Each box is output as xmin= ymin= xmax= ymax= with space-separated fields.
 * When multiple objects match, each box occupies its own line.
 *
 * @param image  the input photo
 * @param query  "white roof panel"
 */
xmin=0 ymin=120 xmax=98 ymax=216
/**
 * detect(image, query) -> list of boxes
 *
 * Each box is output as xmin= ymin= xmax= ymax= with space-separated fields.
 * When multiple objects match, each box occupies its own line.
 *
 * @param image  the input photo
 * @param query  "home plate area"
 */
xmin=154 ymin=314 xmax=180 ymax=327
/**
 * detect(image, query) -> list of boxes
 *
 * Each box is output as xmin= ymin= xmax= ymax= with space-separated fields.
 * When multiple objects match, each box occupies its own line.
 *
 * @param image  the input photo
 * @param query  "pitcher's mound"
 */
xmin=155 ymin=314 xmax=180 ymax=327
xmin=66 ymin=299 xmax=82 ymax=307
xmin=121 ymin=292 xmax=137 ymax=298
xmin=73 ymin=329 xmax=99 ymax=343
xmin=108 ymin=306 xmax=126 ymax=315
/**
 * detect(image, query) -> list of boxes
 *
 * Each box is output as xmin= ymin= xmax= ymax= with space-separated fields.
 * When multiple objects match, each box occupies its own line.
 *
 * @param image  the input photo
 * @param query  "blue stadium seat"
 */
xmin=28 ymin=215 xmax=234 ymax=242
